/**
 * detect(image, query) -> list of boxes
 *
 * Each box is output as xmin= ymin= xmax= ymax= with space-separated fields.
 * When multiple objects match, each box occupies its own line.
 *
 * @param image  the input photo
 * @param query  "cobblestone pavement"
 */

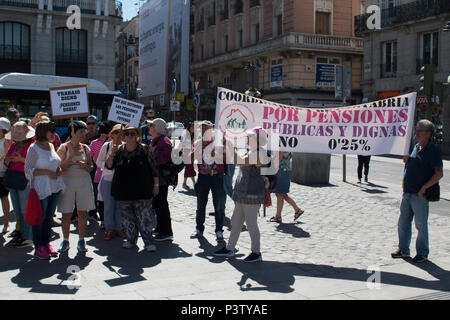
xmin=0 ymin=155 xmax=449 ymax=300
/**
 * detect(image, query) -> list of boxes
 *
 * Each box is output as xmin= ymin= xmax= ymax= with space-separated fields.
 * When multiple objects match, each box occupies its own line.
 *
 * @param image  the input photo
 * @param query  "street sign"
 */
xmin=177 ymin=92 xmax=185 ymax=102
xmin=194 ymin=80 xmax=200 ymax=92
xmin=193 ymin=93 xmax=200 ymax=107
xmin=170 ymin=100 xmax=180 ymax=112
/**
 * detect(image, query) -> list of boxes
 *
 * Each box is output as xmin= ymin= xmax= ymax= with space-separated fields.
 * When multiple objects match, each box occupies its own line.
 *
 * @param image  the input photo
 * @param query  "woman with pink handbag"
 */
xmin=24 ymin=121 xmax=65 ymax=260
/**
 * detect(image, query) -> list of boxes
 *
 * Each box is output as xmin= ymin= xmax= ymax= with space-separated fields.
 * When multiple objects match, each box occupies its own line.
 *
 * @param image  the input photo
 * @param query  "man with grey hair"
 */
xmin=392 ymin=119 xmax=443 ymax=263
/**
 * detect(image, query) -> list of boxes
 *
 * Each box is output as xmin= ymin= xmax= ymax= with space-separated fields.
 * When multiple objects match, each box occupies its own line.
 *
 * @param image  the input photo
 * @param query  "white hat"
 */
xmin=5 ymin=121 xmax=35 ymax=141
xmin=0 ymin=117 xmax=11 ymax=131
xmin=200 ymin=120 xmax=214 ymax=127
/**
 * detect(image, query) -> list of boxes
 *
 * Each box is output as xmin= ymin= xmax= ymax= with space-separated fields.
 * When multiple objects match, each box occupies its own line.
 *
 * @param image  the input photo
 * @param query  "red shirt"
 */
xmin=5 ymin=138 xmax=35 ymax=173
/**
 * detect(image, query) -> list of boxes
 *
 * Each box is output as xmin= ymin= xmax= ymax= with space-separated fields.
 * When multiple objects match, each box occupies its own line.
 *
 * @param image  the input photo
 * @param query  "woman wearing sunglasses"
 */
xmin=57 ymin=120 xmax=95 ymax=253
xmin=24 ymin=121 xmax=65 ymax=259
xmin=106 ymin=126 xmax=159 ymax=252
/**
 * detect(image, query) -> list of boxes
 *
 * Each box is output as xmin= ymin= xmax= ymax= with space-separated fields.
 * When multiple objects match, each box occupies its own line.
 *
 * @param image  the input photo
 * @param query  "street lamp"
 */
xmin=243 ymin=59 xmax=262 ymax=97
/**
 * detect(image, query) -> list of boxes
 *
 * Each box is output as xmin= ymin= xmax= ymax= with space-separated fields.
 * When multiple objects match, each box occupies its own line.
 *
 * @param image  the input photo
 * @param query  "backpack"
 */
xmin=159 ymin=159 xmax=185 ymax=189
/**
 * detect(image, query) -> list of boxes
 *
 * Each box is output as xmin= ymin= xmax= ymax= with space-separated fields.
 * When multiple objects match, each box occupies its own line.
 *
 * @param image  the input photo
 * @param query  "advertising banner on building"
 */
xmin=316 ymin=63 xmax=336 ymax=88
xmin=139 ymin=0 xmax=190 ymax=98
xmin=215 ymin=88 xmax=417 ymax=156
xmin=49 ymin=85 xmax=89 ymax=120
xmin=107 ymin=97 xmax=144 ymax=127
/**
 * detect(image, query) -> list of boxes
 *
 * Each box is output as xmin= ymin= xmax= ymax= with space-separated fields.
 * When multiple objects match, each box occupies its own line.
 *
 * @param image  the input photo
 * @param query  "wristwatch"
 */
xmin=154 ymin=184 xmax=159 ymax=187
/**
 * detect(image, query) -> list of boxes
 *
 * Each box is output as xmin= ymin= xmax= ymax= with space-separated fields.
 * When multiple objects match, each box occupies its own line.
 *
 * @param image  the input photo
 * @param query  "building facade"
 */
xmin=0 ymin=0 xmax=123 ymax=90
xmin=355 ymin=0 xmax=450 ymax=154
xmin=190 ymin=0 xmax=364 ymax=120
xmin=115 ymin=15 xmax=139 ymax=100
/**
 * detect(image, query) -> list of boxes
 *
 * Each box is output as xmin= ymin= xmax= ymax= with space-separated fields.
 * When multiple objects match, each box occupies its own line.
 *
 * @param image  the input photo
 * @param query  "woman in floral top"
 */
xmin=268 ymin=152 xmax=304 ymax=223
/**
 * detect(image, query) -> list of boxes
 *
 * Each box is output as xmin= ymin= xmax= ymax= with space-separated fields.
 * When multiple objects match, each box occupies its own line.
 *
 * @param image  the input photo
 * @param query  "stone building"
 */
xmin=190 ymin=0 xmax=364 ymax=120
xmin=355 ymin=0 xmax=450 ymax=154
xmin=0 ymin=0 xmax=123 ymax=90
xmin=115 ymin=15 xmax=139 ymax=100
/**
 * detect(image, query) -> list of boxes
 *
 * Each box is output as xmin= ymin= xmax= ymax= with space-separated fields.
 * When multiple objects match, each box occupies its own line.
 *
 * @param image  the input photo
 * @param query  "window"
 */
xmin=237 ymin=29 xmax=243 ymax=48
xmin=211 ymin=39 xmax=215 ymax=56
xmin=315 ymin=12 xmax=331 ymax=35
xmin=317 ymin=57 xmax=341 ymax=65
xmin=420 ymin=31 xmax=438 ymax=67
xmin=223 ymin=34 xmax=228 ymax=52
xmin=252 ymin=23 xmax=260 ymax=44
xmin=276 ymin=14 xmax=283 ymax=36
xmin=0 ymin=22 xmax=30 ymax=60
xmin=55 ymin=28 xmax=87 ymax=63
xmin=55 ymin=27 xmax=88 ymax=77
xmin=381 ymin=40 xmax=397 ymax=77
xmin=201 ymin=44 xmax=204 ymax=60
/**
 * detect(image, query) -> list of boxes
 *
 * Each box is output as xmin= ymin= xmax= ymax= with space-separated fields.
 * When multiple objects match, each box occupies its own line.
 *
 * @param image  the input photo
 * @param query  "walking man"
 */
xmin=392 ymin=120 xmax=443 ymax=263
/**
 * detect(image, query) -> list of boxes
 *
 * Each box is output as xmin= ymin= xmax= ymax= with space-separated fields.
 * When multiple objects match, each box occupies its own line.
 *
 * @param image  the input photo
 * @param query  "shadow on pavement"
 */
xmin=178 ymin=189 xmax=197 ymax=197
xmin=275 ymin=223 xmax=310 ymax=238
xmin=346 ymin=181 xmax=388 ymax=194
xmin=223 ymin=258 xmax=450 ymax=294
xmin=87 ymin=226 xmax=192 ymax=287
xmin=9 ymin=252 xmax=93 ymax=295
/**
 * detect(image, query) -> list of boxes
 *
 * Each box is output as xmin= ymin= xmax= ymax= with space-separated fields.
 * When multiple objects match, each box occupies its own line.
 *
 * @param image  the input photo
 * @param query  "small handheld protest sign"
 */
xmin=107 ymin=96 xmax=144 ymax=128
xmin=49 ymin=85 xmax=90 ymax=120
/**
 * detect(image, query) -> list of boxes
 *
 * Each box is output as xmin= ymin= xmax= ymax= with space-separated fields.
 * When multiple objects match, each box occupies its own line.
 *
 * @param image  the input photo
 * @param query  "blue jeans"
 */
xmin=221 ymin=164 xmax=235 ymax=213
xmin=32 ymin=192 xmax=60 ymax=248
xmin=99 ymin=178 xmax=122 ymax=231
xmin=195 ymin=173 xmax=224 ymax=233
xmin=398 ymin=193 xmax=429 ymax=257
xmin=10 ymin=185 xmax=32 ymax=240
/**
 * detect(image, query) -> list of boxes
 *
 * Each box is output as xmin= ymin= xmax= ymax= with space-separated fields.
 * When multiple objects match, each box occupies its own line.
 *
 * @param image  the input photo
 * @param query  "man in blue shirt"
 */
xmin=392 ymin=120 xmax=443 ymax=263
xmin=141 ymin=109 xmax=155 ymax=145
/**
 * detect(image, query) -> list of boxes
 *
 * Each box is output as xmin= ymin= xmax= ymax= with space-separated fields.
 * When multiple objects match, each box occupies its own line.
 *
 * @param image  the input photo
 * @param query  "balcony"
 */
xmin=0 ymin=0 xmax=38 ymax=8
xmin=53 ymin=0 xmax=96 ymax=15
xmin=191 ymin=32 xmax=363 ymax=71
xmin=0 ymin=45 xmax=30 ymax=60
xmin=355 ymin=0 xmax=450 ymax=35
xmin=56 ymin=49 xmax=88 ymax=64
xmin=208 ymin=16 xmax=216 ymax=26
xmin=250 ymin=0 xmax=260 ymax=8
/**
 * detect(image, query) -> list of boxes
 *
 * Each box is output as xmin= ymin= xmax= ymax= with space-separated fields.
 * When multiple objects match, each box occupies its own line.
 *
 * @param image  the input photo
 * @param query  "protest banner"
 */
xmin=107 ymin=96 xmax=144 ymax=128
xmin=215 ymin=87 xmax=417 ymax=156
xmin=49 ymin=85 xmax=89 ymax=120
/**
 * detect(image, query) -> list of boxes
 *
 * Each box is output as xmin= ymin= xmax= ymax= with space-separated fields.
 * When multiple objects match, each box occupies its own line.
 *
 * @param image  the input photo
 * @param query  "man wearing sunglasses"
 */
xmin=85 ymin=115 xmax=100 ymax=144
xmin=392 ymin=120 xmax=443 ymax=263
xmin=141 ymin=109 xmax=156 ymax=146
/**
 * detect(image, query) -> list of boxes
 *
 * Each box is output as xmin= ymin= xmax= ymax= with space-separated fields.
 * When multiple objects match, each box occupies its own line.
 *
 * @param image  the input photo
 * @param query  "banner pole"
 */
xmin=70 ymin=117 xmax=75 ymax=138
xmin=342 ymin=96 xmax=347 ymax=182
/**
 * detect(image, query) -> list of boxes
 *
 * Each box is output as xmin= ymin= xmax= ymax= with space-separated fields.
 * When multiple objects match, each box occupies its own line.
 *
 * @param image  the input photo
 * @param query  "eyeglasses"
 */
xmin=415 ymin=129 xmax=428 ymax=133
xmin=124 ymin=131 xmax=137 ymax=137
xmin=87 ymin=122 xmax=97 ymax=125
xmin=48 ymin=128 xmax=56 ymax=133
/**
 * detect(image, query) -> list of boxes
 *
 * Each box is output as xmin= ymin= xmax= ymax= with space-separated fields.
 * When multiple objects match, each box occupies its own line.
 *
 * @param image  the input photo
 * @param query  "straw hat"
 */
xmin=6 ymin=121 xmax=35 ymax=142
xmin=122 ymin=125 xmax=142 ymax=137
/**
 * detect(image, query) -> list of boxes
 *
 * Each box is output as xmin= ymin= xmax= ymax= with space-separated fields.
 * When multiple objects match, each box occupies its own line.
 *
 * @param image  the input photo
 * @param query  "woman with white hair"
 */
xmin=214 ymin=127 xmax=268 ymax=263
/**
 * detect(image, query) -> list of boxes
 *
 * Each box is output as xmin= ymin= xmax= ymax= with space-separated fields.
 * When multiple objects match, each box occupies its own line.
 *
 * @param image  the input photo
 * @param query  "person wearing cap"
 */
xmin=106 ymin=125 xmax=160 ymax=251
xmin=148 ymin=118 xmax=174 ymax=242
xmin=214 ymin=127 xmax=268 ymax=263
xmin=89 ymin=121 xmax=114 ymax=230
xmin=4 ymin=121 xmax=36 ymax=248
xmin=0 ymin=117 xmax=12 ymax=234
xmin=96 ymin=124 xmax=125 ymax=240
xmin=24 ymin=121 xmax=65 ymax=259
xmin=57 ymin=120 xmax=95 ymax=253
xmin=189 ymin=120 xmax=226 ymax=242
xmin=85 ymin=115 xmax=100 ymax=143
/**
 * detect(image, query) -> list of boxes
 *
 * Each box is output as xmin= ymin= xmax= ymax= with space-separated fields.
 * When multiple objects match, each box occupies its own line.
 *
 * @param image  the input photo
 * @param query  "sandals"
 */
xmin=294 ymin=209 xmax=305 ymax=221
xmin=268 ymin=216 xmax=282 ymax=223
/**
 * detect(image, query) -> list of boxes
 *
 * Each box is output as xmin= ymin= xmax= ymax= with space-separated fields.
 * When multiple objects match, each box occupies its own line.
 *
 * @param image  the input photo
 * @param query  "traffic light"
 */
xmin=419 ymin=64 xmax=435 ymax=97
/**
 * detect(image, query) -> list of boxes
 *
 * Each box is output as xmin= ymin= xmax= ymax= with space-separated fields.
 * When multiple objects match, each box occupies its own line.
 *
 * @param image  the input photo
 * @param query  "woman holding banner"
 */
xmin=97 ymin=124 xmax=125 ymax=240
xmin=57 ymin=121 xmax=95 ymax=253
xmin=214 ymin=127 xmax=268 ymax=263
xmin=268 ymin=152 xmax=304 ymax=223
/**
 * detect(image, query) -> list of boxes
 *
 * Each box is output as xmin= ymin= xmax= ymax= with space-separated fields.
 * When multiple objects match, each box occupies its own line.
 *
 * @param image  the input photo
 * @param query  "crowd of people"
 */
xmin=0 ymin=107 xmax=443 ymax=264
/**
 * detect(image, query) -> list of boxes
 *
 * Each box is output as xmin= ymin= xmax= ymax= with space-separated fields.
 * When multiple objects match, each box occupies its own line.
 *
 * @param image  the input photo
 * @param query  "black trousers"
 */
xmin=357 ymin=155 xmax=371 ymax=179
xmin=153 ymin=185 xmax=173 ymax=236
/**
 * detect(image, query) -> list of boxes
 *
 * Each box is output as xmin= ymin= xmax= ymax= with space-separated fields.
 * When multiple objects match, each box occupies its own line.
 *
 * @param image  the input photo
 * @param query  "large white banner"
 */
xmin=139 ymin=0 xmax=169 ymax=97
xmin=215 ymin=88 xmax=417 ymax=156
xmin=139 ymin=0 xmax=190 ymax=98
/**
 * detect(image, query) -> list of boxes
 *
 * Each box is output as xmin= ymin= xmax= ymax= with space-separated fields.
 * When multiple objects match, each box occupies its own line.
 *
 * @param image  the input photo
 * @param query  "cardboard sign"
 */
xmin=107 ymin=97 xmax=144 ymax=127
xmin=49 ymin=85 xmax=90 ymax=120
